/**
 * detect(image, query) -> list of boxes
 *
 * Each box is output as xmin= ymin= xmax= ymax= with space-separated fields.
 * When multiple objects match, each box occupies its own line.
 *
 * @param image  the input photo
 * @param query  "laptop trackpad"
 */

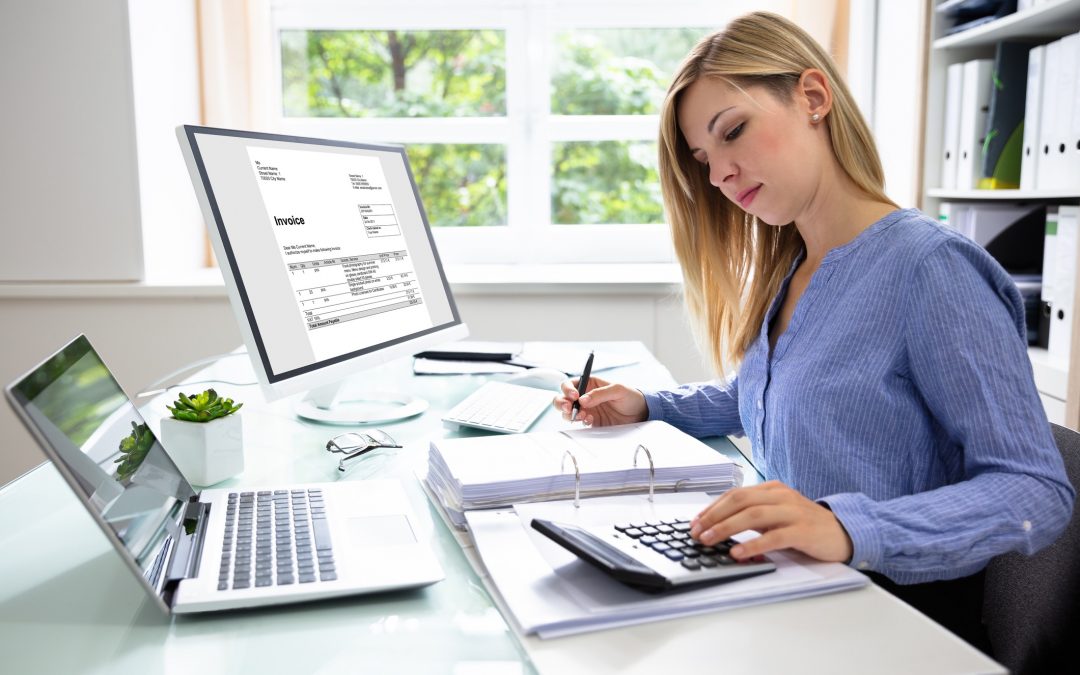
xmin=347 ymin=514 xmax=417 ymax=547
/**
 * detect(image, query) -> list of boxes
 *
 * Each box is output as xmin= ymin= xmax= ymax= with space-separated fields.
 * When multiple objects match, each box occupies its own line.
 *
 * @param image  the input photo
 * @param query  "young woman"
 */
xmin=553 ymin=11 xmax=1074 ymax=650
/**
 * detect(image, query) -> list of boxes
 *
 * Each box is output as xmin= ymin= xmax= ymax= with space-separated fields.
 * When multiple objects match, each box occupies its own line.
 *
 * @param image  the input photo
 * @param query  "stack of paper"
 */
xmin=426 ymin=421 xmax=744 ymax=528
xmin=465 ymin=493 xmax=868 ymax=638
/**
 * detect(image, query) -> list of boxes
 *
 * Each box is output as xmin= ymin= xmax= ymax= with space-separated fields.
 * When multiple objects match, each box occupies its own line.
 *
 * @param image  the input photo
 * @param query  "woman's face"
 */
xmin=677 ymin=77 xmax=826 ymax=226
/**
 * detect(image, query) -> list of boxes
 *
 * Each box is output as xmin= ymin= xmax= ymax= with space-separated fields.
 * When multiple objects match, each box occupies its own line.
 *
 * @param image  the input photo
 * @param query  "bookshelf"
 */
xmin=921 ymin=0 xmax=1080 ymax=429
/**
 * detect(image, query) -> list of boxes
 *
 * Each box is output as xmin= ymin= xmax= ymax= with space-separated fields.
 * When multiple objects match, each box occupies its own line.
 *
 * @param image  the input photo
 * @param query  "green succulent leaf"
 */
xmin=168 ymin=388 xmax=243 ymax=423
xmin=115 ymin=422 xmax=154 ymax=481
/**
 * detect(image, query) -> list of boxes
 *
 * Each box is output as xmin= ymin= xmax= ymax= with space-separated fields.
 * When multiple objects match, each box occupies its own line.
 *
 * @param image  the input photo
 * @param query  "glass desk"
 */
xmin=0 ymin=342 xmax=1002 ymax=674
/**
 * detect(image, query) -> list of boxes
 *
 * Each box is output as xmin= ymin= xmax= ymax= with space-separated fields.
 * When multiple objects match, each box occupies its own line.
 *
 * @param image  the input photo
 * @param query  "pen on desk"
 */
xmin=570 ymin=350 xmax=594 ymax=423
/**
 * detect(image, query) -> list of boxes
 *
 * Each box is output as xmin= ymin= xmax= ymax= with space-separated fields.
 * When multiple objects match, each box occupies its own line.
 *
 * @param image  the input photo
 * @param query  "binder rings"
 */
xmin=425 ymin=420 xmax=743 ymax=529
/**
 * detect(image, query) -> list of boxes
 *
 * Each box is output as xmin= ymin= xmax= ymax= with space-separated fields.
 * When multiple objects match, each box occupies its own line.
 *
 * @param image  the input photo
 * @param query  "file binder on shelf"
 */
xmin=957 ymin=59 xmax=994 ymax=190
xmin=1038 ymin=33 xmax=1080 ymax=191
xmin=942 ymin=62 xmax=965 ymax=190
xmin=1049 ymin=205 xmax=1080 ymax=360
xmin=1041 ymin=206 xmax=1059 ymax=350
xmin=938 ymin=201 xmax=965 ymax=233
xmin=1021 ymin=44 xmax=1045 ymax=191
xmin=1054 ymin=34 xmax=1079 ymax=190
xmin=424 ymin=420 xmax=744 ymax=529
xmin=979 ymin=42 xmax=1029 ymax=189
xmin=1037 ymin=37 xmax=1062 ymax=191
xmin=1071 ymin=32 xmax=1080 ymax=189
xmin=945 ymin=202 xmax=1046 ymax=274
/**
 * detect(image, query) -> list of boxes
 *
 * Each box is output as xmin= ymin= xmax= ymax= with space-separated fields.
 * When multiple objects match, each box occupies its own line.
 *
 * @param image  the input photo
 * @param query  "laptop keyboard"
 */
xmin=218 ymin=489 xmax=336 ymax=591
xmin=615 ymin=519 xmax=766 ymax=571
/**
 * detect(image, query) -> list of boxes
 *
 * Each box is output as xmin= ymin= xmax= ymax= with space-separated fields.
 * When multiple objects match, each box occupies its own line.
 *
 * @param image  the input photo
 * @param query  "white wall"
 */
xmin=128 ymin=0 xmax=206 ymax=280
xmin=873 ymin=0 xmax=928 ymax=208
xmin=0 ymin=0 xmax=144 ymax=281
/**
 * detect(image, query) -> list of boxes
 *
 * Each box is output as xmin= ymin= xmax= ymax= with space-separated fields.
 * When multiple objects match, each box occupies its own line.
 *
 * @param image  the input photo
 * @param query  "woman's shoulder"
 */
xmin=883 ymin=209 xmax=1021 ymax=310
xmin=877 ymin=208 xmax=996 ymax=269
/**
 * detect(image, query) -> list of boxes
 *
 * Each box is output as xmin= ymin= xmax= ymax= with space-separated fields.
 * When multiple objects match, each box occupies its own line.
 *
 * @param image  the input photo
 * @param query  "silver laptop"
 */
xmin=5 ymin=335 xmax=444 ymax=614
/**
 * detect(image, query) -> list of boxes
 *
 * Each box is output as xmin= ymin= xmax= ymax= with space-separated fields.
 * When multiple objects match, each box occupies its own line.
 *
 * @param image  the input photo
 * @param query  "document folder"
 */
xmin=465 ymin=493 xmax=868 ymax=639
xmin=1021 ymin=44 xmax=1045 ymax=191
xmin=942 ymin=62 xmax=964 ymax=190
xmin=426 ymin=421 xmax=743 ymax=529
xmin=957 ymin=59 xmax=994 ymax=191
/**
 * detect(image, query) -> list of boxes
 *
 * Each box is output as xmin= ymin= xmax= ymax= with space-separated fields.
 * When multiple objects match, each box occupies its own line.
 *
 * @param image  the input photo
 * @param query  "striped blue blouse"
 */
xmin=642 ymin=208 xmax=1075 ymax=584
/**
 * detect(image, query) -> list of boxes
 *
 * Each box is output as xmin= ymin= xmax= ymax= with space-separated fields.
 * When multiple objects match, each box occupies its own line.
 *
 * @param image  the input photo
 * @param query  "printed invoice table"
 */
xmin=0 ymin=342 xmax=1003 ymax=674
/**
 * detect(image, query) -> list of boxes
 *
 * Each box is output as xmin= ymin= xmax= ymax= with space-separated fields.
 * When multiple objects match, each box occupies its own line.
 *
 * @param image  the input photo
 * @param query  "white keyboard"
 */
xmin=442 ymin=381 xmax=554 ymax=433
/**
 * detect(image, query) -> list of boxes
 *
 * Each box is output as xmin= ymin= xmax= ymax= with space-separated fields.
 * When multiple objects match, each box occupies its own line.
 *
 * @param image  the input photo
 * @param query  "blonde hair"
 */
xmin=659 ymin=11 xmax=895 ymax=374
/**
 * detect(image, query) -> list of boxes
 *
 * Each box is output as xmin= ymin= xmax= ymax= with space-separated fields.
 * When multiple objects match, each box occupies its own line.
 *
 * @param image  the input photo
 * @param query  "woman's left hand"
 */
xmin=690 ymin=480 xmax=854 ymax=564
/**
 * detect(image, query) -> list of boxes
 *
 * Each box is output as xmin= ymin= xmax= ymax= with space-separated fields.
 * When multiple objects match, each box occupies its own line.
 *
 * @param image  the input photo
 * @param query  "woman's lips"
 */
xmin=738 ymin=184 xmax=762 ymax=208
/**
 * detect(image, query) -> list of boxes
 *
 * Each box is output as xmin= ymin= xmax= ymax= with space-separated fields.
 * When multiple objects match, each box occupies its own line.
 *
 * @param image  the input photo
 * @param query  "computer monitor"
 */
xmin=176 ymin=125 xmax=468 ymax=424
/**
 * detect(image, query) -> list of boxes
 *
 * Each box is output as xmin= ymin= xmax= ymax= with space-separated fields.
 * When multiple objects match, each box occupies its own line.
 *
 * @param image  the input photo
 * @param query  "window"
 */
xmin=266 ymin=0 xmax=851 ymax=264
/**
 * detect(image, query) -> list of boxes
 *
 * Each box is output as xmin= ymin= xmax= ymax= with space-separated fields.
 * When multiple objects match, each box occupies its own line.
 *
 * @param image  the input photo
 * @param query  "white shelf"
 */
xmin=926 ymin=188 xmax=1080 ymax=200
xmin=925 ymin=2 xmax=1079 ymax=427
xmin=934 ymin=0 xmax=1080 ymax=49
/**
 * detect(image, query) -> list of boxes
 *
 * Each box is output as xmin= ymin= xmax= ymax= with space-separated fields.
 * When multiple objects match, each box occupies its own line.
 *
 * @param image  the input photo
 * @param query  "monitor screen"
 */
xmin=178 ymin=126 xmax=466 ymax=399
xmin=6 ymin=335 xmax=195 ymax=600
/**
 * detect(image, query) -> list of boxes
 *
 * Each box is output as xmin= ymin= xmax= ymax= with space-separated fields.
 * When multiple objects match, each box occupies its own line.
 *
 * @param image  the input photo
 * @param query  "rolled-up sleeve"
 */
xmin=641 ymin=377 xmax=744 ymax=439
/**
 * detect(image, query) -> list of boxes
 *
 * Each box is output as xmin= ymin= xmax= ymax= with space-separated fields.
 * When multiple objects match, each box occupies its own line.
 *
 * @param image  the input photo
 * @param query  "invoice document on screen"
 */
xmin=246 ymin=145 xmax=435 ymax=364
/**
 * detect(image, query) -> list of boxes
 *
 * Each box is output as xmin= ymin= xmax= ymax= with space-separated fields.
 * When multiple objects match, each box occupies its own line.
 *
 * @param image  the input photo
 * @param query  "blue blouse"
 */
xmin=642 ymin=208 xmax=1075 ymax=584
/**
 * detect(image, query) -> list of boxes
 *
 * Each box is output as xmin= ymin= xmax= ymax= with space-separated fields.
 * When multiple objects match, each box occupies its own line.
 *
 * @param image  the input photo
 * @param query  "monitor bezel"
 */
xmin=176 ymin=125 xmax=468 ymax=401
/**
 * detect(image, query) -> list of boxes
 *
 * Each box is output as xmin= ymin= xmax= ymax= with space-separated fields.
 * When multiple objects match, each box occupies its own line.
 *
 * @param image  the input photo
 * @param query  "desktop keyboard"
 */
xmin=442 ymin=381 xmax=553 ymax=433
xmin=218 ymin=489 xmax=336 ymax=590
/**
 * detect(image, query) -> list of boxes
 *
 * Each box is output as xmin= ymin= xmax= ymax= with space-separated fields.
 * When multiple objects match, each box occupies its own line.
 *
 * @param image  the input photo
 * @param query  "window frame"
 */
xmin=265 ymin=0 xmax=856 ymax=265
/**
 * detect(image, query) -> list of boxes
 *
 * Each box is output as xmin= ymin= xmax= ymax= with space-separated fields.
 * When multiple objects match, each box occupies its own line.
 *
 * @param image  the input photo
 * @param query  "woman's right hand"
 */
xmin=553 ymin=375 xmax=648 ymax=427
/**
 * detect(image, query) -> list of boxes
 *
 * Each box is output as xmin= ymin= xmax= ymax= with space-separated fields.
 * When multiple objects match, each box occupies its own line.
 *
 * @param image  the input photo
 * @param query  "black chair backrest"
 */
xmin=982 ymin=423 xmax=1080 ymax=674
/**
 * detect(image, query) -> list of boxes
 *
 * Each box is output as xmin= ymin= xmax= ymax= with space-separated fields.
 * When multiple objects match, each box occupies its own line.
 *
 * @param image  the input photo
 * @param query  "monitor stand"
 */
xmin=293 ymin=382 xmax=428 ymax=425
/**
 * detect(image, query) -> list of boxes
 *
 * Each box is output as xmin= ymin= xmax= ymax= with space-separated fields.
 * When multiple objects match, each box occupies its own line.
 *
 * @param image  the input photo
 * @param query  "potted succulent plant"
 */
xmin=160 ymin=389 xmax=244 ymax=486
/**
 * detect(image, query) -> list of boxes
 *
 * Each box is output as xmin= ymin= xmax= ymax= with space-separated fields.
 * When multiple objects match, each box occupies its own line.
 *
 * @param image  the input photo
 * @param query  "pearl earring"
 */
xmin=811 ymin=113 xmax=821 ymax=123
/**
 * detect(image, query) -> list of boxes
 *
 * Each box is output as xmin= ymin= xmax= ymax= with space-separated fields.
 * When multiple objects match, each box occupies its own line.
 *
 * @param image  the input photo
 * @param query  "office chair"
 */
xmin=982 ymin=423 xmax=1080 ymax=674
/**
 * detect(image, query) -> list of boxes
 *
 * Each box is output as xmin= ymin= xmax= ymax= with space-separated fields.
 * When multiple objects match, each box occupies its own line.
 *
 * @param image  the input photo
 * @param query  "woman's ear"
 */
xmin=798 ymin=68 xmax=833 ymax=122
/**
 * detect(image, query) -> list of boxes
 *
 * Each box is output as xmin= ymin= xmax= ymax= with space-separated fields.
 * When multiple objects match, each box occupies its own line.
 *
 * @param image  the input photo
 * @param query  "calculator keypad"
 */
xmin=614 ymin=519 xmax=766 ymax=571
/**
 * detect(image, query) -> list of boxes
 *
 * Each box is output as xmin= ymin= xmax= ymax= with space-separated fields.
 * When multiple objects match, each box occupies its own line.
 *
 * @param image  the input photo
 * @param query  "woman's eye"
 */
xmin=725 ymin=122 xmax=744 ymax=142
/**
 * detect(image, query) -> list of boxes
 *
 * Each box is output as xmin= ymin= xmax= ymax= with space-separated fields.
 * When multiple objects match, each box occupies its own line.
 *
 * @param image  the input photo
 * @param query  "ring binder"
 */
xmin=426 ymin=420 xmax=744 ymax=528
xmin=561 ymin=449 xmax=581 ymax=508
xmin=633 ymin=444 xmax=656 ymax=502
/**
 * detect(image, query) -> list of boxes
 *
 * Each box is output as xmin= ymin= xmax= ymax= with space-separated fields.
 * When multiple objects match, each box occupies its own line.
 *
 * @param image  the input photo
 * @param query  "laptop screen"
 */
xmin=7 ymin=335 xmax=196 ymax=594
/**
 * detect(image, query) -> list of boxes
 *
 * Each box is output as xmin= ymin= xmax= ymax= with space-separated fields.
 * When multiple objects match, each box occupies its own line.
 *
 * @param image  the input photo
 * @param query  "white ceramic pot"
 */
xmin=160 ymin=414 xmax=244 ymax=486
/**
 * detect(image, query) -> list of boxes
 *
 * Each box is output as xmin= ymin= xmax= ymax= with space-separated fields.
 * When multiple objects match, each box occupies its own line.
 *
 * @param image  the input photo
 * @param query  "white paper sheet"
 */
xmin=465 ymin=493 xmax=868 ymax=638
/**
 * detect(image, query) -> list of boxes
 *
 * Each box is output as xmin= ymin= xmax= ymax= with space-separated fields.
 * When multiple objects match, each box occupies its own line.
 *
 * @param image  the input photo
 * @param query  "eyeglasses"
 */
xmin=325 ymin=430 xmax=402 ymax=472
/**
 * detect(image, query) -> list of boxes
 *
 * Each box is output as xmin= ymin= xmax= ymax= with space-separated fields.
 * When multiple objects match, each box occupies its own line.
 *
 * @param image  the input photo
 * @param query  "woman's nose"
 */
xmin=709 ymin=160 xmax=733 ymax=189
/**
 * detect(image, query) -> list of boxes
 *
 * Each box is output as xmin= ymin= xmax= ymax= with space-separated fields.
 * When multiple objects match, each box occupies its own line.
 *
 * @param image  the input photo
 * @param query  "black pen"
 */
xmin=571 ymin=350 xmax=594 ymax=422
